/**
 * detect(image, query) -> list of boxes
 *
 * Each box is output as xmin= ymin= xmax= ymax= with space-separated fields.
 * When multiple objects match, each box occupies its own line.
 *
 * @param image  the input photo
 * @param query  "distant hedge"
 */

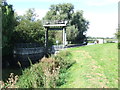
xmin=118 ymin=43 xmax=120 ymax=49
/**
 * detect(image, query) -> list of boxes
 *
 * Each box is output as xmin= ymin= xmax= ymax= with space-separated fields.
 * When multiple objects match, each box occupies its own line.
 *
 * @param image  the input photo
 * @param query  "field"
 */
xmin=60 ymin=43 xmax=118 ymax=88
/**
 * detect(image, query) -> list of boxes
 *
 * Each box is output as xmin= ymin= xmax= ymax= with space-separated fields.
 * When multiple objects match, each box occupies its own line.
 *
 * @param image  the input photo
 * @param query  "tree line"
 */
xmin=2 ymin=1 xmax=89 ymax=57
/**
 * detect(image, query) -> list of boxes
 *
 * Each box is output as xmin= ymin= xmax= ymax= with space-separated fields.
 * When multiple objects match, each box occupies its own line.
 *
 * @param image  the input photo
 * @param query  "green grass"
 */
xmin=60 ymin=43 xmax=118 ymax=88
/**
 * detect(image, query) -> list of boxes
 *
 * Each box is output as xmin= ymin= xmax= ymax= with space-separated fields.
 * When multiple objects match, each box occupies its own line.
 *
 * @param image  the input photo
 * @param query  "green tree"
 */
xmin=66 ymin=25 xmax=78 ymax=42
xmin=44 ymin=3 xmax=74 ymax=21
xmin=115 ymin=27 xmax=120 ymax=49
xmin=43 ymin=3 xmax=89 ymax=44
xmin=115 ymin=27 xmax=120 ymax=39
xmin=13 ymin=8 xmax=45 ymax=45
xmin=2 ymin=1 xmax=17 ymax=56
xmin=71 ymin=10 xmax=89 ymax=43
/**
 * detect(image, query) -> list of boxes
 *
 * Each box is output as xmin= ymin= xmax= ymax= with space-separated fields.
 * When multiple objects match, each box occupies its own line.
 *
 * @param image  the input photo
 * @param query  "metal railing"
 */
xmin=42 ymin=20 xmax=68 ymax=25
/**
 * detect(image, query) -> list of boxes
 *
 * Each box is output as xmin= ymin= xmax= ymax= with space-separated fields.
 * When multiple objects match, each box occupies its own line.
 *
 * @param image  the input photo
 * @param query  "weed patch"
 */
xmin=2 ymin=50 xmax=76 ymax=88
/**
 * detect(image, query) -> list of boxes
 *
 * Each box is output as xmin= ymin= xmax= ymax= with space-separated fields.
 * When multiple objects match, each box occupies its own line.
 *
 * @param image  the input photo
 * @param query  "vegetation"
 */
xmin=13 ymin=9 xmax=45 ymax=45
xmin=66 ymin=25 xmax=78 ymax=43
xmin=43 ymin=3 xmax=89 ymax=44
xmin=4 ymin=51 xmax=75 ymax=88
xmin=1 ymin=43 xmax=117 ymax=88
xmin=2 ymin=1 xmax=117 ymax=89
xmin=2 ymin=1 xmax=17 ymax=56
xmin=115 ymin=27 xmax=120 ymax=39
xmin=2 ymin=2 xmax=89 ymax=57
xmin=115 ymin=27 xmax=120 ymax=49
xmin=60 ymin=43 xmax=118 ymax=88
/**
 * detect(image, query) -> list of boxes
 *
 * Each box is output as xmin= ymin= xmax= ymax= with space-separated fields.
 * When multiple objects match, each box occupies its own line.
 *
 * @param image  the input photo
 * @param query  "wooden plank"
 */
xmin=43 ymin=24 xmax=66 ymax=27
xmin=48 ymin=28 xmax=63 ymax=30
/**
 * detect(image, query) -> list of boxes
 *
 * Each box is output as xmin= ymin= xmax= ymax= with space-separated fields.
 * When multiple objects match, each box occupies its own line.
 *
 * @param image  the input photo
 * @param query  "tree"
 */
xmin=13 ymin=8 xmax=45 ymax=45
xmin=2 ymin=1 xmax=17 ymax=56
xmin=43 ymin=3 xmax=89 ymax=44
xmin=71 ymin=10 xmax=89 ymax=43
xmin=115 ymin=27 xmax=120 ymax=49
xmin=43 ymin=3 xmax=74 ymax=45
xmin=44 ymin=3 xmax=74 ymax=21
xmin=66 ymin=25 xmax=78 ymax=42
xmin=115 ymin=27 xmax=120 ymax=39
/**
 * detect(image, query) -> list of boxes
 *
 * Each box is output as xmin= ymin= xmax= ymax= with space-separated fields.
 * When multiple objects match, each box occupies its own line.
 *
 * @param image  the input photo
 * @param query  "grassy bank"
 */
xmin=60 ymin=43 xmax=118 ymax=88
xmin=2 ymin=43 xmax=118 ymax=88
xmin=1 ymin=50 xmax=75 ymax=88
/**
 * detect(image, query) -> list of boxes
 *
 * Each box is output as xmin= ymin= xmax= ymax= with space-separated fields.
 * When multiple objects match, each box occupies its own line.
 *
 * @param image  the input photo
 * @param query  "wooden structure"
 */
xmin=13 ymin=43 xmax=45 ymax=67
xmin=43 ymin=20 xmax=68 ymax=53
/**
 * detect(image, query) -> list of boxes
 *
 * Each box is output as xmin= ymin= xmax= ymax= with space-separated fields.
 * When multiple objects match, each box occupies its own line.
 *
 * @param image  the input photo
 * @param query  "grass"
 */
xmin=10 ymin=50 xmax=75 ymax=88
xmin=60 ymin=43 xmax=118 ymax=88
xmin=2 ymin=43 xmax=118 ymax=88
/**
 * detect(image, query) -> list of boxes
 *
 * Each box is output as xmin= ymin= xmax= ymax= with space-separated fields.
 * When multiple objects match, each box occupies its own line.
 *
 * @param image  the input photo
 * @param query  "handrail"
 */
xmin=42 ymin=20 xmax=68 ymax=25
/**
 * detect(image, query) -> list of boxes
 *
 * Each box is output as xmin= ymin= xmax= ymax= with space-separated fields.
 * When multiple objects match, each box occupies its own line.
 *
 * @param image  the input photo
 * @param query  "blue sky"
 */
xmin=7 ymin=0 xmax=119 ymax=38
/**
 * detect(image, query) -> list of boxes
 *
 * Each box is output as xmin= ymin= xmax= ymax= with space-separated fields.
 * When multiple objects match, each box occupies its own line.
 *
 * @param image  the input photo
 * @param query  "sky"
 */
xmin=7 ymin=0 xmax=119 ymax=38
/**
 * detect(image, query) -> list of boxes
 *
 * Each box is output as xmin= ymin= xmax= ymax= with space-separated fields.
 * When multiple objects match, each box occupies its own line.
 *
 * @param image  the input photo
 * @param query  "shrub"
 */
xmin=16 ymin=63 xmax=45 ymax=88
xmin=54 ymin=50 xmax=76 ymax=69
xmin=118 ymin=43 xmax=120 ymax=49
xmin=15 ymin=50 xmax=76 ymax=88
xmin=53 ymin=50 xmax=76 ymax=86
xmin=15 ymin=57 xmax=60 ymax=88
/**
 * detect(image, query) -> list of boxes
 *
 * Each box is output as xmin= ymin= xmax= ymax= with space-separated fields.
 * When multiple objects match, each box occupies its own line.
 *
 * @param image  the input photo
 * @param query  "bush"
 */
xmin=15 ymin=57 xmax=60 ymax=88
xmin=15 ymin=50 xmax=76 ymax=88
xmin=13 ymin=9 xmax=45 ymax=45
xmin=53 ymin=50 xmax=76 ymax=86
xmin=118 ymin=43 xmax=120 ymax=49
xmin=16 ymin=63 xmax=44 ymax=88
xmin=54 ymin=50 xmax=75 ymax=69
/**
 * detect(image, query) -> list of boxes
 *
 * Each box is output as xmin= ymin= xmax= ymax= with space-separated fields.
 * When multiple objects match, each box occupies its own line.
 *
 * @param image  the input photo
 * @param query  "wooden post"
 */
xmin=63 ymin=27 xmax=65 ymax=47
xmin=63 ymin=27 xmax=67 ymax=47
xmin=45 ymin=28 xmax=48 ymax=53
xmin=64 ymin=27 xmax=67 ymax=46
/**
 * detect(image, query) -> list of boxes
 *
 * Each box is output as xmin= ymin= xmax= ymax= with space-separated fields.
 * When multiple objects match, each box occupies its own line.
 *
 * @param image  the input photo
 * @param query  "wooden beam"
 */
xmin=45 ymin=29 xmax=48 ymax=52
xmin=43 ymin=24 xmax=66 ymax=27
xmin=48 ymin=28 xmax=63 ymax=30
xmin=63 ymin=28 xmax=65 ymax=47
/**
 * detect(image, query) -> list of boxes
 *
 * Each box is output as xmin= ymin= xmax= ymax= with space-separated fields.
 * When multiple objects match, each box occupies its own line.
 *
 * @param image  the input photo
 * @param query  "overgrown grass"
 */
xmin=60 ymin=43 xmax=118 ymax=88
xmin=8 ymin=50 xmax=75 ymax=88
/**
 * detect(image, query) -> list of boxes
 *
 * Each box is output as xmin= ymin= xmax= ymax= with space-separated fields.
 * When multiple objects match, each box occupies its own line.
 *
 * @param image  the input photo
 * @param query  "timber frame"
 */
xmin=43 ymin=21 xmax=68 ymax=53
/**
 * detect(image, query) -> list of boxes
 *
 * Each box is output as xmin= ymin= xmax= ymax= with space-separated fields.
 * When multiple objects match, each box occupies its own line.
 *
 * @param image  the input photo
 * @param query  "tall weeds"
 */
xmin=2 ymin=50 xmax=76 ymax=88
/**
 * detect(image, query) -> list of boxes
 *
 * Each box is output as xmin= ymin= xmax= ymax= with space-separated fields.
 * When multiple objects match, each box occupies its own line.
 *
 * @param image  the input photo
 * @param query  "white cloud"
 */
xmin=35 ymin=9 xmax=48 ymax=20
xmin=84 ymin=12 xmax=118 ymax=37
xmin=15 ymin=9 xmax=26 ymax=15
xmin=7 ymin=0 xmax=81 ymax=3
xmin=86 ymin=0 xmax=119 ymax=6
xmin=15 ymin=9 xmax=48 ymax=20
xmin=8 ymin=0 xmax=47 ymax=3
